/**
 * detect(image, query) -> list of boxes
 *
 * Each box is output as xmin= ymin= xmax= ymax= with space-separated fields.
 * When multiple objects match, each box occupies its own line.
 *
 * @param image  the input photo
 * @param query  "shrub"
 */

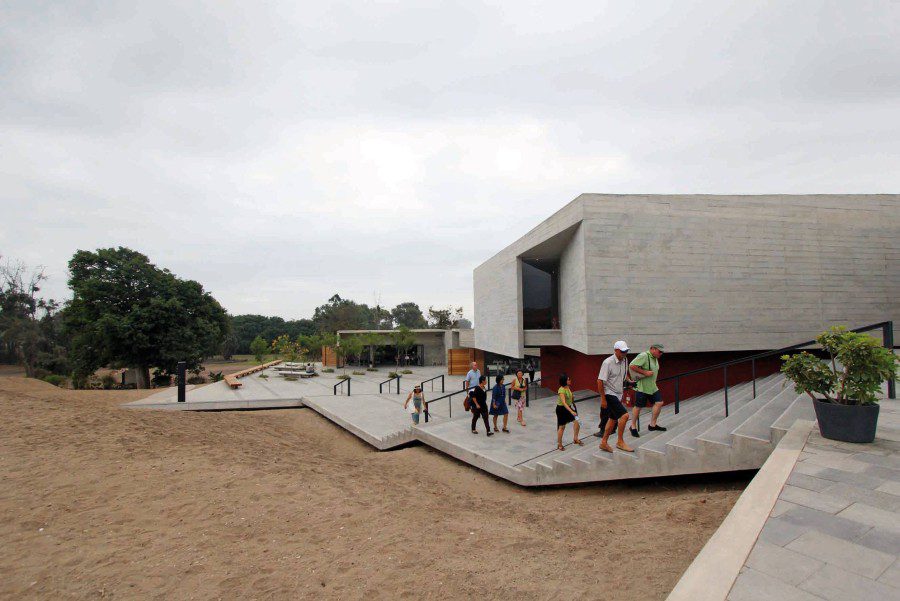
xmin=336 ymin=374 xmax=350 ymax=380
xmin=284 ymin=375 xmax=298 ymax=381
xmin=366 ymin=367 xmax=378 ymax=372
xmin=352 ymin=370 xmax=366 ymax=375
xmin=401 ymin=369 xmax=413 ymax=374
xmin=100 ymin=374 xmax=117 ymax=390
xmin=782 ymin=326 xmax=898 ymax=405
xmin=42 ymin=374 xmax=67 ymax=388
xmin=322 ymin=368 xmax=334 ymax=373
xmin=32 ymin=368 xmax=51 ymax=380
xmin=151 ymin=372 xmax=171 ymax=387
xmin=187 ymin=375 xmax=206 ymax=385
xmin=208 ymin=371 xmax=224 ymax=382
xmin=258 ymin=373 xmax=269 ymax=379
xmin=388 ymin=372 xmax=400 ymax=379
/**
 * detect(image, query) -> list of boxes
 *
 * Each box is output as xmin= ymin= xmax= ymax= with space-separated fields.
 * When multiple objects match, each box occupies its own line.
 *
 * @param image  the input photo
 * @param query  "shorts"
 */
xmin=556 ymin=404 xmax=576 ymax=427
xmin=635 ymin=390 xmax=662 ymax=408
xmin=601 ymin=394 xmax=628 ymax=421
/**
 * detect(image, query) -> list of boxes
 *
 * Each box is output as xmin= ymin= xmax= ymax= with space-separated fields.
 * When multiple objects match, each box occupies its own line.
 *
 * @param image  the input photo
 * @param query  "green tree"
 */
xmin=390 ymin=302 xmax=427 ymax=329
xmin=427 ymin=305 xmax=464 ymax=329
xmin=0 ymin=258 xmax=67 ymax=376
xmin=249 ymin=335 xmax=268 ymax=364
xmin=64 ymin=247 xmax=229 ymax=388
xmin=312 ymin=294 xmax=379 ymax=333
xmin=340 ymin=335 xmax=364 ymax=368
xmin=271 ymin=334 xmax=302 ymax=363
xmin=390 ymin=326 xmax=416 ymax=366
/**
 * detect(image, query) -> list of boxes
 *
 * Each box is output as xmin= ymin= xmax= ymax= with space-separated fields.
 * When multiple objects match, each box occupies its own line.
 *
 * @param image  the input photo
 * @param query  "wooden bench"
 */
xmin=225 ymin=360 xmax=283 ymax=389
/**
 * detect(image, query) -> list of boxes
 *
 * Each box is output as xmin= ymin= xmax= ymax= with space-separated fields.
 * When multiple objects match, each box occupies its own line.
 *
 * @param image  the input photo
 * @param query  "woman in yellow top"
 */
xmin=556 ymin=374 xmax=583 ymax=451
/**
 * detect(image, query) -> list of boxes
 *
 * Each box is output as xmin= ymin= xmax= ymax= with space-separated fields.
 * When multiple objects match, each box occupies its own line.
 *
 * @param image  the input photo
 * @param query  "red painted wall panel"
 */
xmin=539 ymin=345 xmax=782 ymax=404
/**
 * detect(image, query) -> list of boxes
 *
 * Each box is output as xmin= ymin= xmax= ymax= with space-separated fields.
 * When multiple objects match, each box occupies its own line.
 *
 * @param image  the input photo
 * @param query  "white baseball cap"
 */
xmin=614 ymin=340 xmax=629 ymax=352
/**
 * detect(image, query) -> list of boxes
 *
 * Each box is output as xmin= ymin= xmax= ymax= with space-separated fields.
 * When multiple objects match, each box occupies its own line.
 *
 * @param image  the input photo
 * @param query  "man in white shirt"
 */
xmin=597 ymin=340 xmax=635 ymax=453
xmin=463 ymin=362 xmax=481 ymax=392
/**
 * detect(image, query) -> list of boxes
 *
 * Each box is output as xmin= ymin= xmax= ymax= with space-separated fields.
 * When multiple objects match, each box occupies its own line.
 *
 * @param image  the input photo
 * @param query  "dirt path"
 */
xmin=0 ymin=376 xmax=745 ymax=600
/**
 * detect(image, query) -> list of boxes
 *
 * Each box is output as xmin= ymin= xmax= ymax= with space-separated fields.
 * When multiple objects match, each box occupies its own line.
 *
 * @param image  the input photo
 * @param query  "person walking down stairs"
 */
xmin=628 ymin=344 xmax=667 ymax=438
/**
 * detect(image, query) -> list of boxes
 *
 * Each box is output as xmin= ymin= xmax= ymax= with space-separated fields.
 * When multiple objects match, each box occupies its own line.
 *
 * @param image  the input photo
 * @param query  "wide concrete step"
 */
xmin=666 ymin=376 xmax=782 ymax=452
xmin=695 ymin=375 xmax=787 ymax=448
xmin=770 ymin=394 xmax=816 ymax=444
xmin=730 ymin=382 xmax=798 ymax=443
xmin=639 ymin=385 xmax=758 ymax=455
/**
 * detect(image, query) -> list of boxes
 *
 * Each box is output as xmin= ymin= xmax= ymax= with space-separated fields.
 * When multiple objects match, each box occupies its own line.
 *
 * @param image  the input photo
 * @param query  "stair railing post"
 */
xmin=674 ymin=377 xmax=679 ymax=414
xmin=884 ymin=321 xmax=896 ymax=400
xmin=752 ymin=358 xmax=757 ymax=399
xmin=724 ymin=366 xmax=729 ymax=417
xmin=441 ymin=374 xmax=445 ymax=393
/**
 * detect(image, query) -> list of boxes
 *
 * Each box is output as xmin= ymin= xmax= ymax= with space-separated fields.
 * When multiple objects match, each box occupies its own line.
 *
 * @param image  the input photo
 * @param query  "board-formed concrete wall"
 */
xmin=474 ymin=194 xmax=900 ymax=358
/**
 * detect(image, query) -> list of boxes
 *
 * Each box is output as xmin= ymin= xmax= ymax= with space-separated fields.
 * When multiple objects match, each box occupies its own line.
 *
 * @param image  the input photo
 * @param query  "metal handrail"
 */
xmin=420 ymin=374 xmax=445 ymax=393
xmin=333 ymin=377 xmax=351 ymax=396
xmin=524 ymin=376 xmax=542 ymax=407
xmin=379 ymin=375 xmax=401 ymax=394
xmin=655 ymin=321 xmax=895 ymax=417
xmin=423 ymin=388 xmax=470 ymax=422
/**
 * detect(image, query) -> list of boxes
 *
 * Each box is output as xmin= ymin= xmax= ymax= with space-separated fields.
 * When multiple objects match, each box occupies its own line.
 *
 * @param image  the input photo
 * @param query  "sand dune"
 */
xmin=0 ymin=376 xmax=744 ymax=600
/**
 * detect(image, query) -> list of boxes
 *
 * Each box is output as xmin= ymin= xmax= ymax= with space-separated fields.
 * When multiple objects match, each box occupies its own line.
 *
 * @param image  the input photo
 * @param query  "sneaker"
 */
xmin=648 ymin=424 xmax=667 ymax=432
xmin=630 ymin=427 xmax=640 ymax=438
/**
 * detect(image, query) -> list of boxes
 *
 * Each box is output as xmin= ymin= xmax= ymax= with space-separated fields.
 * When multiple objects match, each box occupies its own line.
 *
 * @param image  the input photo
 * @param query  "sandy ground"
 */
xmin=0 ymin=376 xmax=747 ymax=600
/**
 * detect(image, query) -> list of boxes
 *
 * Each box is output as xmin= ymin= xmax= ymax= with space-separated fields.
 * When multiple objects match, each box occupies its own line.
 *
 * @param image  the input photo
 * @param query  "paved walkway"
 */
xmin=728 ymin=399 xmax=900 ymax=600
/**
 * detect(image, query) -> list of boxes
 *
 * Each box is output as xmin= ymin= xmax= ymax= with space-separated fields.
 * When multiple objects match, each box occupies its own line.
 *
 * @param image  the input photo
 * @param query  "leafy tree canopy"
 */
xmin=390 ymin=302 xmax=427 ymax=329
xmin=427 ymin=305 xmax=464 ymax=329
xmin=64 ymin=247 xmax=229 ymax=387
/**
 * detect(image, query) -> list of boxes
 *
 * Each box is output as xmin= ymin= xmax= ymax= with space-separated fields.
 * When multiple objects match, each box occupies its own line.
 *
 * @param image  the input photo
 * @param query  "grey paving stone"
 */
xmin=780 ymin=484 xmax=853 ymax=514
xmin=728 ymin=567 xmax=825 ymax=601
xmin=855 ymin=528 xmax=900 ymax=556
xmin=786 ymin=531 xmax=895 ymax=580
xmin=865 ymin=465 xmax=900 ymax=482
xmin=852 ymin=451 xmax=900 ymax=471
xmin=771 ymin=499 xmax=801 ymax=518
xmin=801 ymin=453 xmax=872 ymax=473
xmin=836 ymin=502 xmax=900 ymax=533
xmin=787 ymin=472 xmax=835 ymax=492
xmin=758 ymin=518 xmax=808 ymax=547
xmin=745 ymin=540 xmax=824 ymax=586
xmin=806 ymin=467 xmax=884 ymax=489
xmin=876 ymin=480 xmax=900 ymax=496
xmin=878 ymin=558 xmax=900 ymax=589
xmin=779 ymin=506 xmax=872 ymax=543
xmin=800 ymin=564 xmax=897 ymax=601
xmin=821 ymin=481 xmax=900 ymax=512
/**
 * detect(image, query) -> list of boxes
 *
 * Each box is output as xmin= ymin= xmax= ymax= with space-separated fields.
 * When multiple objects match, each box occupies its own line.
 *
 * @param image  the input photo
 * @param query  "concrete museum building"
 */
xmin=473 ymin=194 xmax=899 ymax=399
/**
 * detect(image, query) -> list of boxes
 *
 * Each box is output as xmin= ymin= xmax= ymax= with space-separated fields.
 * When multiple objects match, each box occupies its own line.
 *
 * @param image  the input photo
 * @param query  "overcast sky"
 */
xmin=3 ymin=1 xmax=898 ymax=321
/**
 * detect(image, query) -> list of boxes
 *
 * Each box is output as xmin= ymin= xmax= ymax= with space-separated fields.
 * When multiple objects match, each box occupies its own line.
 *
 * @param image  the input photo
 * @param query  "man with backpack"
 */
xmin=628 ymin=344 xmax=667 ymax=437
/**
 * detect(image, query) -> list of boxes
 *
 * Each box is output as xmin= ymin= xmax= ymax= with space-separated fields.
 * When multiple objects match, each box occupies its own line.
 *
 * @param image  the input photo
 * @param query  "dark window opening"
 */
xmin=522 ymin=259 xmax=559 ymax=330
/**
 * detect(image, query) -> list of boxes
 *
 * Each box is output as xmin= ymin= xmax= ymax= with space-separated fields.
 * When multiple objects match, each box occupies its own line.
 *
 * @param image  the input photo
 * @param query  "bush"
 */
xmin=32 ymin=368 xmax=50 ymax=380
xmin=366 ymin=367 xmax=378 ymax=372
xmin=401 ymin=369 xmax=413 ymax=374
xmin=322 ymin=368 xmax=334 ymax=373
xmin=336 ymin=374 xmax=350 ymax=380
xmin=151 ymin=372 xmax=171 ymax=387
xmin=208 ymin=371 xmax=224 ymax=382
xmin=352 ymin=370 xmax=366 ymax=375
xmin=782 ymin=325 xmax=899 ymax=404
xmin=187 ymin=375 xmax=206 ymax=385
xmin=284 ymin=376 xmax=298 ymax=382
xmin=101 ymin=374 xmax=117 ymax=390
xmin=258 ymin=373 xmax=269 ymax=379
xmin=388 ymin=371 xmax=400 ymax=379
xmin=42 ymin=374 xmax=67 ymax=388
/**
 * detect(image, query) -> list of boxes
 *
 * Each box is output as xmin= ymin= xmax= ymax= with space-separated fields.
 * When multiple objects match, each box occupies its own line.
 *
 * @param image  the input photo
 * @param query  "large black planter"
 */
xmin=813 ymin=398 xmax=880 ymax=443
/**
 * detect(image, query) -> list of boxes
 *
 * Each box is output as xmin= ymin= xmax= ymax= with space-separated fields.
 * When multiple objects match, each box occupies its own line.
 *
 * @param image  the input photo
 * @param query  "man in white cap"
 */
xmin=597 ymin=340 xmax=635 ymax=453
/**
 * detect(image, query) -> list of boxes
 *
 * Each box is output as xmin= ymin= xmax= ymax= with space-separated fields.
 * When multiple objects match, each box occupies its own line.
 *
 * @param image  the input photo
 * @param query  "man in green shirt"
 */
xmin=628 ymin=343 xmax=667 ymax=437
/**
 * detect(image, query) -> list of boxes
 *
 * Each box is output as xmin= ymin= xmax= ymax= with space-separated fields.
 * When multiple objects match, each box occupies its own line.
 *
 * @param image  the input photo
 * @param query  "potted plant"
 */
xmin=781 ymin=326 xmax=897 ymax=443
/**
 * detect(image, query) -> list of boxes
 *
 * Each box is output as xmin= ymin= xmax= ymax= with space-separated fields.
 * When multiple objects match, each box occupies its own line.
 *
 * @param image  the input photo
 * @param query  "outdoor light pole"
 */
xmin=177 ymin=361 xmax=186 ymax=403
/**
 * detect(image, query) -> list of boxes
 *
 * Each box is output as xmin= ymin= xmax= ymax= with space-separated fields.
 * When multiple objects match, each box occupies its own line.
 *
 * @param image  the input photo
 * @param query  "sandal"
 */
xmin=502 ymin=428 xmax=510 ymax=433
xmin=557 ymin=444 xmax=565 ymax=451
xmin=573 ymin=439 xmax=585 ymax=446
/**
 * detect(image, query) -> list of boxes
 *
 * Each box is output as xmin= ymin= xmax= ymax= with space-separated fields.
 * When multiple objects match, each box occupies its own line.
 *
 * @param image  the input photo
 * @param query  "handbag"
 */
xmin=463 ymin=393 xmax=471 ymax=411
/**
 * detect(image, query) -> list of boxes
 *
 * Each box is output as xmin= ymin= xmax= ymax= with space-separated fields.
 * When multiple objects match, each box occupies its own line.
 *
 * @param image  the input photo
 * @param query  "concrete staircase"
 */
xmin=511 ymin=373 xmax=816 ymax=486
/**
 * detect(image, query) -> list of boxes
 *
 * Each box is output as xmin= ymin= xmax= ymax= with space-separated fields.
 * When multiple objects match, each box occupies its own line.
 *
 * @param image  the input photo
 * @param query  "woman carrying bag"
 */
xmin=556 ymin=374 xmax=583 ymax=451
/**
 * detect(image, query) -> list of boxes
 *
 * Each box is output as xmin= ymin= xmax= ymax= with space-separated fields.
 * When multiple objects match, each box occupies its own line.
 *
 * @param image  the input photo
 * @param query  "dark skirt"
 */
xmin=489 ymin=400 xmax=509 ymax=416
xmin=556 ymin=404 xmax=576 ymax=427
